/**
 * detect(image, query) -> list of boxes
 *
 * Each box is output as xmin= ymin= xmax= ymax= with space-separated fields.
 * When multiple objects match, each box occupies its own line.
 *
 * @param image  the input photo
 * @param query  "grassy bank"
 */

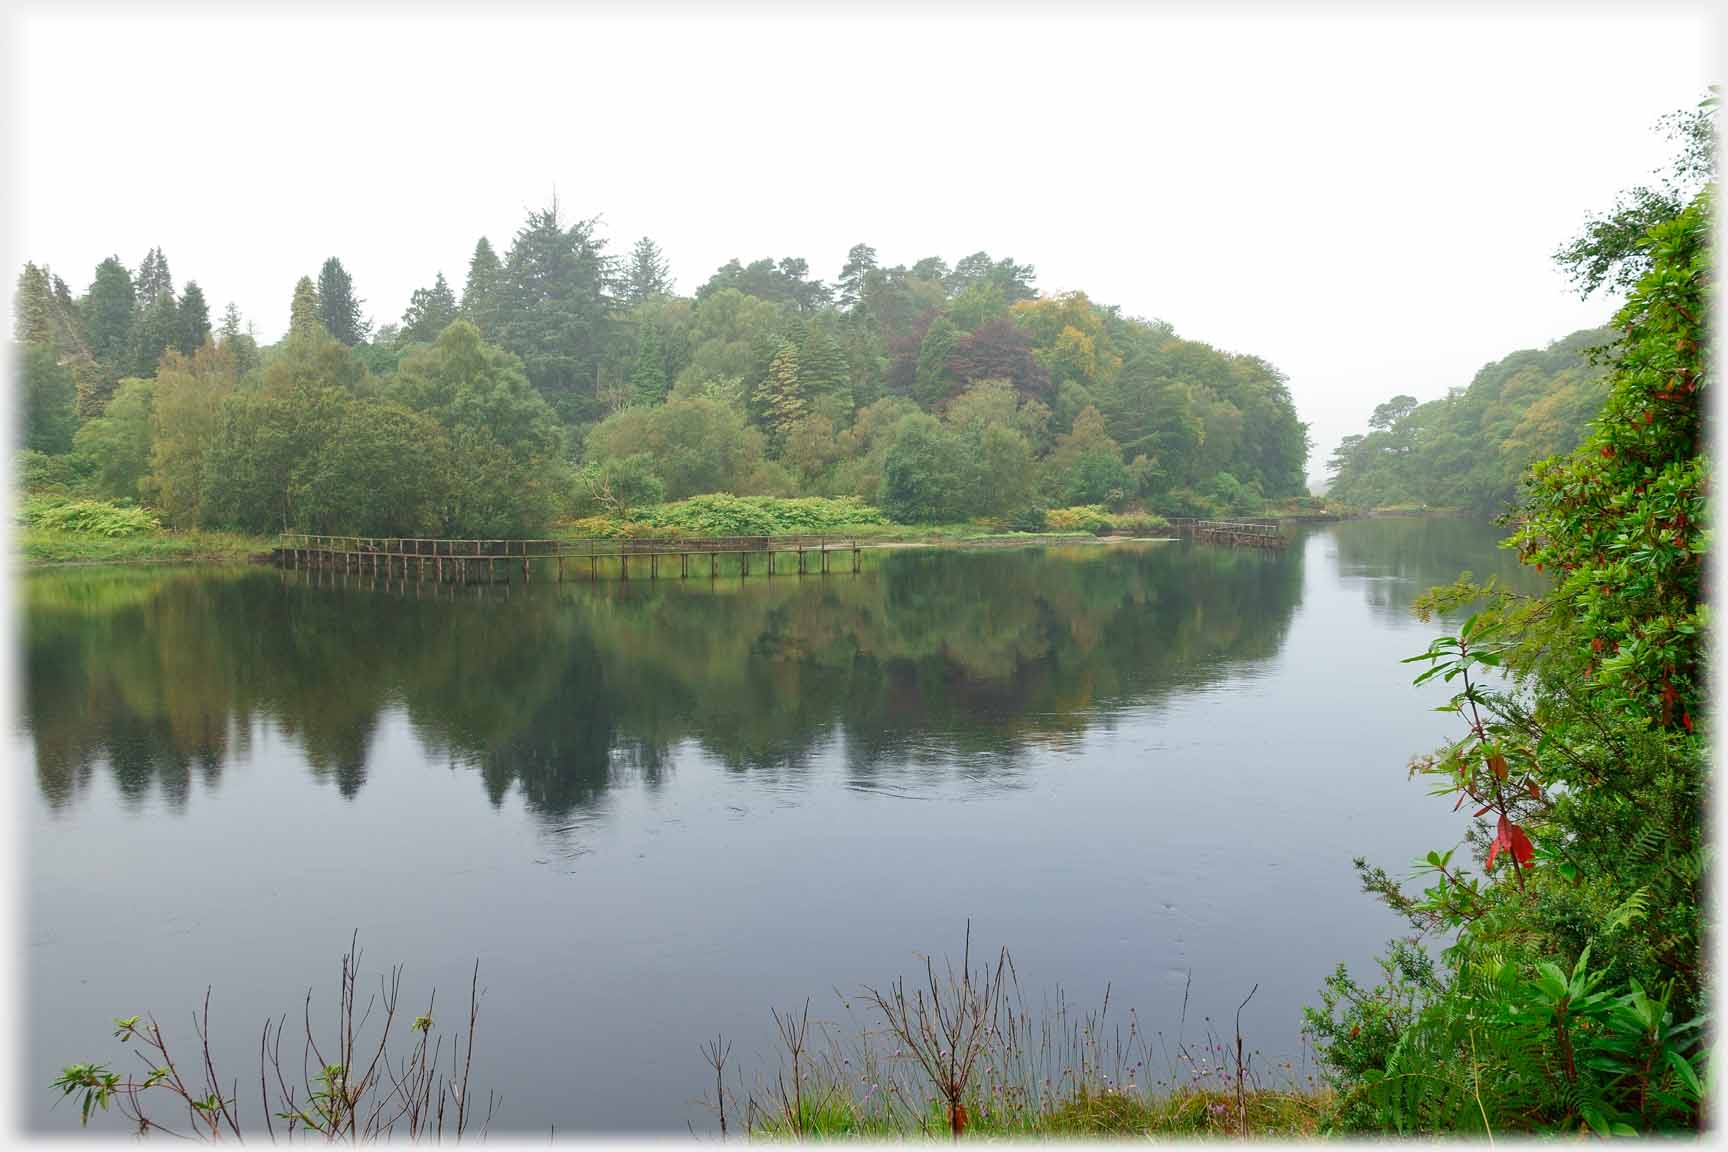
xmin=55 ymin=934 xmax=1330 ymax=1140
xmin=20 ymin=527 xmax=274 ymax=566
xmin=16 ymin=495 xmax=274 ymax=566
xmin=14 ymin=493 xmax=1180 ymax=568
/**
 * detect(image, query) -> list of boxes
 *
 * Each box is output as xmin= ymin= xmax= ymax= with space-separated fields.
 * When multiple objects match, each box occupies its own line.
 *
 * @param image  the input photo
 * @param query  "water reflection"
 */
xmin=1324 ymin=515 xmax=1545 ymax=620
xmin=22 ymin=542 xmax=1304 ymax=818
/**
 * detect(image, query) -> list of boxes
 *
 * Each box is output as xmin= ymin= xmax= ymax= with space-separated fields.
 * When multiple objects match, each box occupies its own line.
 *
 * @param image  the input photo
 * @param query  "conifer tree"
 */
xmin=761 ymin=338 xmax=806 ymax=451
xmin=622 ymin=236 xmax=672 ymax=306
xmin=316 ymin=257 xmax=370 ymax=345
xmin=461 ymin=237 xmax=502 ymax=335
xmin=629 ymin=322 xmax=667 ymax=406
xmin=129 ymin=283 xmax=179 ymax=376
xmin=400 ymin=272 xmax=459 ymax=344
xmin=798 ymin=322 xmax=849 ymax=406
xmin=836 ymin=243 xmax=877 ymax=313
xmin=135 ymin=246 xmax=173 ymax=306
xmin=289 ymin=276 xmax=322 ymax=339
xmin=84 ymin=256 xmax=136 ymax=373
xmin=14 ymin=263 xmax=53 ymax=343
xmin=177 ymin=281 xmax=211 ymax=353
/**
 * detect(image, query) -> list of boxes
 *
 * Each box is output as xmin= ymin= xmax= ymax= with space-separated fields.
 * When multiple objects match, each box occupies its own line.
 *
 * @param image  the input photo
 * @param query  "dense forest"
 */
xmin=1325 ymin=326 xmax=1614 ymax=512
xmin=14 ymin=218 xmax=1311 ymax=538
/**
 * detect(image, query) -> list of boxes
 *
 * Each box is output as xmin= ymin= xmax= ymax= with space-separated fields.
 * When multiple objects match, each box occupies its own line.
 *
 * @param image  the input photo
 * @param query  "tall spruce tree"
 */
xmin=177 ymin=281 xmax=211 ymax=353
xmin=622 ymin=236 xmax=672 ymax=306
xmin=494 ymin=198 xmax=613 ymax=424
xmin=316 ymin=257 xmax=370 ymax=345
xmin=135 ymin=246 xmax=173 ymax=306
xmin=84 ymin=256 xmax=136 ymax=374
xmin=629 ymin=321 xmax=667 ymax=406
xmin=289 ymin=276 xmax=322 ymax=339
xmin=461 ymin=237 xmax=502 ymax=336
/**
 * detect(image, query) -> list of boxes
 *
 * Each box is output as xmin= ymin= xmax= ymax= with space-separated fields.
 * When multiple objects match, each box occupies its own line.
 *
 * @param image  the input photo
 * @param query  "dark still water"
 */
xmin=20 ymin=518 xmax=1536 ymax=1134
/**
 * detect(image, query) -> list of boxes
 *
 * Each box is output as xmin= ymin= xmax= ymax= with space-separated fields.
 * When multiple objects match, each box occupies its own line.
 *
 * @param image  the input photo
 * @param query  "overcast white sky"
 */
xmin=5 ymin=3 xmax=1718 ymax=487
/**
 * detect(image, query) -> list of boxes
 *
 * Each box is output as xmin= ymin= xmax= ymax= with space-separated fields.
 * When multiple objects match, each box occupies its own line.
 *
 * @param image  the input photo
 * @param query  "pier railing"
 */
xmin=274 ymin=533 xmax=865 ymax=583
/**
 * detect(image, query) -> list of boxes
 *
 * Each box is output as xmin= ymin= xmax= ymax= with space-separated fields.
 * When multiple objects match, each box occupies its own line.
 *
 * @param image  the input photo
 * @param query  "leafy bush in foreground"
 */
xmin=1306 ymin=184 xmax=1709 ymax=1136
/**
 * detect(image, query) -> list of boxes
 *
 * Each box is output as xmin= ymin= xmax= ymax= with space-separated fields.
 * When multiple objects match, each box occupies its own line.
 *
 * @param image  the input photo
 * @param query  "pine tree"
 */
xmin=629 ymin=322 xmax=668 ymax=406
xmin=84 ymin=256 xmax=136 ymax=373
xmin=401 ymin=271 xmax=459 ymax=344
xmin=290 ymin=276 xmax=322 ymax=340
xmin=836 ymin=243 xmax=877 ymax=312
xmin=622 ymin=236 xmax=672 ymax=306
xmin=462 ymin=237 xmax=502 ymax=336
xmin=177 ymin=281 xmax=211 ymax=353
xmin=218 ymin=302 xmax=260 ymax=379
xmin=316 ymin=257 xmax=371 ymax=345
xmin=761 ymin=338 xmax=806 ymax=451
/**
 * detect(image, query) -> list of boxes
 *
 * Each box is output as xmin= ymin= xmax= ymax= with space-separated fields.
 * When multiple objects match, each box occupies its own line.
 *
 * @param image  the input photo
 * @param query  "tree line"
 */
xmin=1324 ymin=326 xmax=1614 ymax=513
xmin=16 ymin=206 xmax=1311 ymax=537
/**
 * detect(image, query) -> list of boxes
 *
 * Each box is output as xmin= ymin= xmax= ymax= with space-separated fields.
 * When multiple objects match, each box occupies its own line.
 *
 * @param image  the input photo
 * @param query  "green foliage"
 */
xmin=289 ymin=276 xmax=322 ymax=339
xmin=316 ymin=257 xmax=371 ymax=346
xmin=1310 ymin=175 xmax=1710 ymax=1136
xmin=1044 ymin=505 xmax=1112 ymax=535
xmin=573 ymin=453 xmax=665 ymax=518
xmin=399 ymin=271 xmax=458 ymax=345
xmin=22 ymin=494 xmax=160 ymax=537
xmin=72 ymin=376 xmax=154 ymax=501
xmin=627 ymin=493 xmax=886 ymax=537
xmin=84 ymin=256 xmax=136 ymax=380
xmin=882 ymin=413 xmax=966 ymax=523
xmin=19 ymin=342 xmax=79 ymax=454
xmin=1327 ymin=328 xmax=1613 ymax=513
xmin=19 ymin=447 xmax=95 ymax=495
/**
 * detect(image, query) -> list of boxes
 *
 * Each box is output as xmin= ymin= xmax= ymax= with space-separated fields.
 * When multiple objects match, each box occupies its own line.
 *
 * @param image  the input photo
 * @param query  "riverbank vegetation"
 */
xmin=1304 ymin=97 xmax=1711 ymax=1136
xmin=15 ymin=214 xmax=1311 ymax=546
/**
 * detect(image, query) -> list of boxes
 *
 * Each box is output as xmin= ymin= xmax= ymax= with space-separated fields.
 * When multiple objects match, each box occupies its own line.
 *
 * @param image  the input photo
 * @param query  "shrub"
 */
xmin=21 ymin=495 xmax=161 ymax=537
xmin=18 ymin=449 xmax=95 ymax=496
xmin=1106 ymin=510 xmax=1170 ymax=536
xmin=1044 ymin=505 xmax=1112 ymax=535
xmin=632 ymin=495 xmax=887 ymax=537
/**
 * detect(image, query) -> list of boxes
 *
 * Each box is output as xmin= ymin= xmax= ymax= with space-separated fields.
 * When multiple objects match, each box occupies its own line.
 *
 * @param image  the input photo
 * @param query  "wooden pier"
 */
xmin=1168 ymin=518 xmax=1287 ymax=550
xmin=272 ymin=534 xmax=865 ymax=584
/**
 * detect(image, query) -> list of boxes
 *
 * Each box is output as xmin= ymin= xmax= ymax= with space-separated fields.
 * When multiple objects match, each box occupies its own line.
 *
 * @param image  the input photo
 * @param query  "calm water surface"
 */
xmin=20 ymin=518 xmax=1537 ymax=1133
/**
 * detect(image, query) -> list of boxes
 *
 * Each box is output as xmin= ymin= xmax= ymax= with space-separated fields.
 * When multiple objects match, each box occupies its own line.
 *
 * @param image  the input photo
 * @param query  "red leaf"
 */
xmin=1526 ymin=780 xmax=1542 ymax=801
xmin=1453 ymin=792 xmax=1467 ymax=812
xmin=1506 ymin=823 xmax=1534 ymax=867
xmin=1474 ymin=805 xmax=1492 ymax=818
xmin=1486 ymin=837 xmax=1502 ymax=872
xmin=1486 ymin=752 xmax=1508 ymax=780
xmin=1683 ymin=711 xmax=1693 ymax=734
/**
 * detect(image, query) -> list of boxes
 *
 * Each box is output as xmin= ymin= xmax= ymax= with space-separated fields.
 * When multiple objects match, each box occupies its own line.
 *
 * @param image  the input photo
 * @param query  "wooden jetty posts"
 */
xmin=272 ymin=533 xmax=866 ymax=584
xmin=1167 ymin=518 xmax=1288 ymax=550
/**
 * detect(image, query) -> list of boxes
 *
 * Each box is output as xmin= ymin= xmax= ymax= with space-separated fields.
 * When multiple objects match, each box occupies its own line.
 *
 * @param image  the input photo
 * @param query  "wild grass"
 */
xmin=52 ymin=936 xmax=493 ymax=1141
xmin=19 ymin=526 xmax=273 ymax=565
xmin=711 ymin=926 xmax=1329 ymax=1140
